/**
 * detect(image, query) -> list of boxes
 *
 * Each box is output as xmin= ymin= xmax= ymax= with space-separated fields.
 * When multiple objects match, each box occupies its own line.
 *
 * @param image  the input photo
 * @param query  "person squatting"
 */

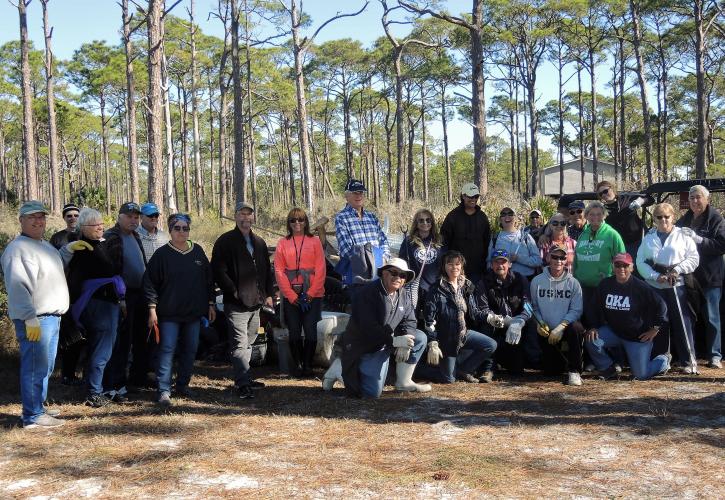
xmin=3 ymin=180 xmax=723 ymax=427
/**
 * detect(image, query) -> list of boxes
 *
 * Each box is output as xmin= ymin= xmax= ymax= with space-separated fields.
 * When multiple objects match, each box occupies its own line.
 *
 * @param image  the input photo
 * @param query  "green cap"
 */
xmin=19 ymin=201 xmax=49 ymax=216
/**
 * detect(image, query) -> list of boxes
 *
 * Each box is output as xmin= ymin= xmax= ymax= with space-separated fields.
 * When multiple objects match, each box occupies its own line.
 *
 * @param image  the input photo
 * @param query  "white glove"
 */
xmin=424 ymin=322 xmax=436 ymax=333
xmin=505 ymin=317 xmax=526 ymax=345
xmin=502 ymin=315 xmax=514 ymax=327
xmin=548 ymin=322 xmax=568 ymax=345
xmin=395 ymin=346 xmax=411 ymax=363
xmin=427 ymin=340 xmax=443 ymax=365
xmin=487 ymin=313 xmax=505 ymax=329
xmin=680 ymin=227 xmax=703 ymax=244
xmin=628 ymin=197 xmax=645 ymax=210
xmin=392 ymin=334 xmax=415 ymax=348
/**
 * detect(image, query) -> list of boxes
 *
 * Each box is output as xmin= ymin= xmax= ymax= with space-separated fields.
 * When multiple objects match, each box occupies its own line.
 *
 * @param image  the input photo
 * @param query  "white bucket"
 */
xmin=314 ymin=311 xmax=350 ymax=367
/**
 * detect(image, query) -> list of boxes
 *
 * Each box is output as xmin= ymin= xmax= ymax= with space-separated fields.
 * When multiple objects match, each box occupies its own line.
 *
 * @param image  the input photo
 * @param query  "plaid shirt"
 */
xmin=137 ymin=225 xmax=171 ymax=259
xmin=334 ymin=204 xmax=390 ymax=261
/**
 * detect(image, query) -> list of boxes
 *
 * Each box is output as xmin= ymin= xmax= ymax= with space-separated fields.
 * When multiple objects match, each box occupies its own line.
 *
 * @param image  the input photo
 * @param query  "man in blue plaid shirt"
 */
xmin=335 ymin=179 xmax=390 ymax=282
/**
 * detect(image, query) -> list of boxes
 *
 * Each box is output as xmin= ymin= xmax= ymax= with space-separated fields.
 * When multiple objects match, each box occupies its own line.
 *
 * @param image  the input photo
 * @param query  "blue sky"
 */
xmin=0 ymin=0 xmax=614 ymax=158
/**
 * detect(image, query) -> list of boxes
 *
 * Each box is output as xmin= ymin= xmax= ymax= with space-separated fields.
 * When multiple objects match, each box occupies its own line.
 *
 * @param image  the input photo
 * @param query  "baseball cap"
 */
xmin=19 ymin=200 xmax=49 ymax=216
xmin=568 ymin=200 xmax=585 ymax=210
xmin=461 ymin=182 xmax=480 ymax=198
xmin=344 ymin=179 xmax=367 ymax=193
xmin=491 ymin=249 xmax=510 ymax=262
xmin=612 ymin=253 xmax=633 ymax=265
xmin=141 ymin=202 xmax=160 ymax=216
xmin=62 ymin=203 xmax=80 ymax=215
xmin=235 ymin=201 xmax=255 ymax=213
xmin=530 ymin=209 xmax=542 ymax=218
xmin=549 ymin=243 xmax=567 ymax=256
xmin=500 ymin=207 xmax=516 ymax=216
xmin=119 ymin=202 xmax=141 ymax=215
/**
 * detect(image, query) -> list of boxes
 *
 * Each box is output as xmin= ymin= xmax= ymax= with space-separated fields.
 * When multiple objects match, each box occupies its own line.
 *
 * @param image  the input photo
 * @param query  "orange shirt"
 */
xmin=274 ymin=235 xmax=326 ymax=302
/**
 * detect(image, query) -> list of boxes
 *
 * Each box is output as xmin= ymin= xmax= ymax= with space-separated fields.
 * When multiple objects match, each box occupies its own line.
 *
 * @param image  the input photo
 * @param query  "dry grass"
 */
xmin=0 ymin=359 xmax=722 ymax=498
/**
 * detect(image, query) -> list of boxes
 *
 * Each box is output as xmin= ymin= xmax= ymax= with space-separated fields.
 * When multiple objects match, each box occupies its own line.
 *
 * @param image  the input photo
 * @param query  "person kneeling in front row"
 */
xmin=585 ymin=253 xmax=670 ymax=380
xmin=340 ymin=258 xmax=431 ymax=398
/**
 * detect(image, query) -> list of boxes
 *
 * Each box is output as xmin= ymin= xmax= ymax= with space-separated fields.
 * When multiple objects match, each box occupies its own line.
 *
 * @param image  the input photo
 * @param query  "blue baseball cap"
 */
xmin=19 ymin=200 xmax=49 ymax=216
xmin=491 ymin=249 xmax=510 ymax=262
xmin=344 ymin=179 xmax=367 ymax=193
xmin=568 ymin=200 xmax=585 ymax=210
xmin=141 ymin=202 xmax=160 ymax=216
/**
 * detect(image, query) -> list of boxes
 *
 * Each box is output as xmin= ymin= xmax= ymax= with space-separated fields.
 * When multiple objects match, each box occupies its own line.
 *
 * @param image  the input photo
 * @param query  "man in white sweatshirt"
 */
xmin=530 ymin=244 xmax=585 ymax=386
xmin=1 ymin=201 xmax=70 ymax=428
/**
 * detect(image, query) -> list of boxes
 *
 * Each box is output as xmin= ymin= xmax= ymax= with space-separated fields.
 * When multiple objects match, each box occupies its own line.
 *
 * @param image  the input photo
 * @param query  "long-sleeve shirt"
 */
xmin=636 ymin=227 xmax=699 ymax=289
xmin=530 ymin=268 xmax=583 ymax=328
xmin=274 ymin=234 xmax=326 ymax=302
xmin=334 ymin=204 xmax=389 ymax=261
xmin=137 ymin=225 xmax=171 ymax=259
xmin=487 ymin=229 xmax=542 ymax=277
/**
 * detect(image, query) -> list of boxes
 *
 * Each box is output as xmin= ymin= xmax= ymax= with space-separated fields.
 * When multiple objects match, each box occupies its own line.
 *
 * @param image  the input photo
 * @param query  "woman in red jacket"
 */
xmin=275 ymin=208 xmax=326 ymax=376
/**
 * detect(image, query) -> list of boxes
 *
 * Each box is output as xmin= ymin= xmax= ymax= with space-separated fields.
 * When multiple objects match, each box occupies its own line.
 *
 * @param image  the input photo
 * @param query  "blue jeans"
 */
xmin=358 ymin=329 xmax=426 ymax=398
xmin=14 ymin=316 xmax=60 ymax=425
xmin=82 ymin=299 xmax=120 ymax=395
xmin=226 ymin=304 xmax=260 ymax=388
xmin=157 ymin=320 xmax=200 ymax=394
xmin=585 ymin=325 xmax=669 ymax=380
xmin=703 ymin=287 xmax=722 ymax=362
xmin=419 ymin=330 xmax=497 ymax=383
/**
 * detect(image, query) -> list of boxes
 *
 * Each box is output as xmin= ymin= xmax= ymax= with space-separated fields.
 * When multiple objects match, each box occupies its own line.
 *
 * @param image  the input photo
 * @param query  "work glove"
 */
xmin=503 ymin=315 xmax=514 ymax=328
xmin=65 ymin=240 xmax=93 ymax=253
xmin=486 ymin=313 xmax=505 ymax=329
xmin=505 ymin=317 xmax=526 ymax=345
xmin=395 ymin=346 xmax=411 ymax=363
xmin=680 ymin=227 xmax=703 ymax=244
xmin=392 ymin=334 xmax=415 ymax=349
xmin=537 ymin=323 xmax=550 ymax=338
xmin=628 ymin=197 xmax=646 ymax=210
xmin=297 ymin=292 xmax=312 ymax=313
xmin=548 ymin=321 xmax=568 ymax=345
xmin=427 ymin=340 xmax=443 ymax=366
xmin=25 ymin=317 xmax=41 ymax=342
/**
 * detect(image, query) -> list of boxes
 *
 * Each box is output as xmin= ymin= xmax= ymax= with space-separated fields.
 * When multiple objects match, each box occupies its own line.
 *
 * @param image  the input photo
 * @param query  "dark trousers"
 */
xmin=539 ymin=324 xmax=584 ymax=374
xmin=283 ymin=297 xmax=321 ymax=370
xmin=480 ymin=325 xmax=524 ymax=374
xmin=653 ymin=286 xmax=695 ymax=364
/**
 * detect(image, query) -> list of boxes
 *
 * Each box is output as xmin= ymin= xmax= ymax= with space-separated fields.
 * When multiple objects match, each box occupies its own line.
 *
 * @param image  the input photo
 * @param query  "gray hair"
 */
xmin=689 ymin=184 xmax=710 ymax=198
xmin=584 ymin=200 xmax=606 ymax=217
xmin=78 ymin=207 xmax=102 ymax=228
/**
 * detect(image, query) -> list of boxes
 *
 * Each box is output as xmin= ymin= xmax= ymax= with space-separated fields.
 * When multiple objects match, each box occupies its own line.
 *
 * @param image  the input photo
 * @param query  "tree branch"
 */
xmin=300 ymin=1 xmax=369 ymax=51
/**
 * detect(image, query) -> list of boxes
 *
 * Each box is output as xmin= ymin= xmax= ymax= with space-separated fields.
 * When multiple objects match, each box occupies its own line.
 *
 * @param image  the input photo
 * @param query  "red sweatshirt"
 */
xmin=274 ymin=235 xmax=326 ymax=302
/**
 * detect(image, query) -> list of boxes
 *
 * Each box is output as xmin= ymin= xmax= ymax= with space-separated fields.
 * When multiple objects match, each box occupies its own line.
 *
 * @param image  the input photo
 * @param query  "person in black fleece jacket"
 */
xmin=585 ymin=252 xmax=670 ymax=380
xmin=144 ymin=214 xmax=216 ymax=407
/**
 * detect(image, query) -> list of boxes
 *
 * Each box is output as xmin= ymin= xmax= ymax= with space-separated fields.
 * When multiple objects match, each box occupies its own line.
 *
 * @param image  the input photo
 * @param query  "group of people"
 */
xmin=3 ymin=177 xmax=723 ymax=427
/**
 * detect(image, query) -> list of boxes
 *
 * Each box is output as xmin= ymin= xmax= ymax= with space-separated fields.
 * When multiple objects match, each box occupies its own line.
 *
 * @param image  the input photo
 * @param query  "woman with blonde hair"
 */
xmin=399 ymin=209 xmax=445 ymax=311
xmin=540 ymin=212 xmax=576 ymax=272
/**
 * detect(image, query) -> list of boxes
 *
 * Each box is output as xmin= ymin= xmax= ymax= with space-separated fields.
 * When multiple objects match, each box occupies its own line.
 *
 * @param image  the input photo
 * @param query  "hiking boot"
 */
xmin=158 ymin=392 xmax=172 ymax=408
xmin=566 ymin=372 xmax=583 ymax=386
xmin=238 ymin=386 xmax=255 ymax=399
xmin=478 ymin=371 xmax=494 ymax=383
xmin=707 ymin=358 xmax=722 ymax=369
xmin=85 ymin=394 xmax=111 ymax=408
xmin=175 ymin=385 xmax=192 ymax=397
xmin=457 ymin=371 xmax=479 ymax=383
xmin=597 ymin=365 xmax=618 ymax=381
xmin=24 ymin=414 xmax=64 ymax=429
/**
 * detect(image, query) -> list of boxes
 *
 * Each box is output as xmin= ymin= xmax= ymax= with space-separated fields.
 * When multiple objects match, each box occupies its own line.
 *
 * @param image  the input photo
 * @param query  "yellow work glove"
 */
xmin=548 ymin=321 xmax=569 ymax=345
xmin=25 ymin=318 xmax=41 ymax=342
xmin=67 ymin=240 xmax=93 ymax=253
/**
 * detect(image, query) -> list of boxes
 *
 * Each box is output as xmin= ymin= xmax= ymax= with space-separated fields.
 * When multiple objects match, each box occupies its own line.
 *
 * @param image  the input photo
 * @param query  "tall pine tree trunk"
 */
xmin=122 ymin=0 xmax=139 ymax=202
xmin=41 ymin=0 xmax=60 ymax=213
xmin=146 ymin=0 xmax=165 ymax=208
xmin=18 ymin=0 xmax=38 ymax=200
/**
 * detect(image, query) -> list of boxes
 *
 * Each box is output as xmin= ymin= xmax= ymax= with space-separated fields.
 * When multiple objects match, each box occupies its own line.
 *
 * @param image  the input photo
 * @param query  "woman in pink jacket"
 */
xmin=275 ymin=208 xmax=326 ymax=376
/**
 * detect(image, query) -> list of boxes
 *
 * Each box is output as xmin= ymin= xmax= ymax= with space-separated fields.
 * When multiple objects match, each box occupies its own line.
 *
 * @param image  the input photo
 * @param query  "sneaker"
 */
xmin=457 ymin=371 xmax=479 ymax=383
xmin=238 ymin=385 xmax=255 ymax=399
xmin=613 ymin=363 xmax=622 ymax=374
xmin=707 ymin=359 xmax=722 ymax=369
xmin=584 ymin=363 xmax=595 ymax=372
xmin=250 ymin=380 xmax=265 ymax=389
xmin=158 ymin=392 xmax=172 ymax=408
xmin=110 ymin=392 xmax=129 ymax=403
xmin=45 ymin=407 xmax=61 ymax=417
xmin=85 ymin=394 xmax=111 ymax=408
xmin=681 ymin=364 xmax=696 ymax=375
xmin=566 ymin=372 xmax=583 ymax=386
xmin=478 ymin=371 xmax=494 ymax=383
xmin=24 ymin=414 xmax=64 ymax=429
xmin=597 ymin=365 xmax=618 ymax=381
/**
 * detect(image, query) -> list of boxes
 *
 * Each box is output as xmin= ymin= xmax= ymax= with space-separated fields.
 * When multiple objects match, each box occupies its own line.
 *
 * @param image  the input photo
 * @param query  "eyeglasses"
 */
xmin=385 ymin=269 xmax=405 ymax=278
xmin=655 ymin=215 xmax=671 ymax=220
xmin=65 ymin=214 xmax=79 ymax=219
xmin=597 ymin=188 xmax=610 ymax=197
xmin=288 ymin=218 xmax=306 ymax=224
xmin=417 ymin=218 xmax=432 ymax=224
xmin=172 ymin=225 xmax=190 ymax=232
xmin=500 ymin=211 xmax=515 ymax=217
xmin=550 ymin=221 xmax=566 ymax=227
xmin=569 ymin=209 xmax=583 ymax=215
xmin=614 ymin=262 xmax=630 ymax=269
xmin=550 ymin=255 xmax=567 ymax=261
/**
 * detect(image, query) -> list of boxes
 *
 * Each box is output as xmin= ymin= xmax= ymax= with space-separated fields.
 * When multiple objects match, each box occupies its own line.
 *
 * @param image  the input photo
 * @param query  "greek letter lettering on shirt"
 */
xmin=605 ymin=294 xmax=631 ymax=311
xmin=537 ymin=289 xmax=572 ymax=299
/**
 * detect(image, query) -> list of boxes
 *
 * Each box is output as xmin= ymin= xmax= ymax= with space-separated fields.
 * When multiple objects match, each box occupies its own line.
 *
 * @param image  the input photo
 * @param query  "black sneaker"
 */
xmin=250 ymin=380 xmax=265 ymax=389
xmin=85 ymin=394 xmax=111 ymax=408
xmin=238 ymin=386 xmax=255 ymax=399
xmin=175 ymin=385 xmax=192 ymax=397
xmin=457 ymin=371 xmax=479 ymax=383
xmin=110 ymin=392 xmax=129 ymax=403
xmin=597 ymin=365 xmax=618 ymax=380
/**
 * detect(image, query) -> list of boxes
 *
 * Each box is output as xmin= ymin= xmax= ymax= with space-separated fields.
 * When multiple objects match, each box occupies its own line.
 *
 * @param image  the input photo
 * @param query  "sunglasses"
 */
xmin=569 ymin=209 xmax=583 ymax=215
xmin=550 ymin=221 xmax=566 ymax=226
xmin=288 ymin=218 xmax=306 ymax=224
xmin=172 ymin=225 xmax=190 ymax=232
xmin=597 ymin=188 xmax=610 ymax=196
xmin=655 ymin=215 xmax=671 ymax=220
xmin=65 ymin=214 xmax=79 ymax=218
xmin=417 ymin=218 xmax=432 ymax=224
xmin=385 ymin=269 xmax=406 ymax=278
xmin=550 ymin=254 xmax=567 ymax=261
xmin=614 ymin=262 xmax=630 ymax=269
xmin=464 ymin=195 xmax=480 ymax=200
xmin=146 ymin=213 xmax=160 ymax=218
xmin=500 ymin=211 xmax=515 ymax=217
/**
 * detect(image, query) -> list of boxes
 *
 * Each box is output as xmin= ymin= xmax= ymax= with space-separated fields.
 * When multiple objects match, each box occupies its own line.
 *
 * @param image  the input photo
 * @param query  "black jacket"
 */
xmin=676 ymin=204 xmax=725 ymax=288
xmin=103 ymin=224 xmax=147 ymax=289
xmin=49 ymin=229 xmax=78 ymax=250
xmin=341 ymin=280 xmax=417 ymax=397
xmin=603 ymin=192 xmax=652 ymax=246
xmin=143 ymin=243 xmax=216 ymax=323
xmin=211 ymin=228 xmax=274 ymax=310
xmin=474 ymin=269 xmax=530 ymax=325
xmin=423 ymin=278 xmax=485 ymax=357
xmin=440 ymin=202 xmax=491 ymax=277
xmin=66 ymin=236 xmax=122 ymax=303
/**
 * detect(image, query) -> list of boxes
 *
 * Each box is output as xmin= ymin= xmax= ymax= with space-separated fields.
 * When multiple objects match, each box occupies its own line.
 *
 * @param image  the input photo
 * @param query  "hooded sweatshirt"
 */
xmin=574 ymin=222 xmax=625 ymax=287
xmin=530 ymin=267 xmax=583 ymax=329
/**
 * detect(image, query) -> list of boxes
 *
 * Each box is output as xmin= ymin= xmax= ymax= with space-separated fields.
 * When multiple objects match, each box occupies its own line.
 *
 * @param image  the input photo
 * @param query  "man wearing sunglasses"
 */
xmin=137 ymin=202 xmax=170 ymax=259
xmin=50 ymin=203 xmax=81 ymax=250
xmin=566 ymin=201 xmax=586 ymax=241
xmin=440 ymin=182 xmax=491 ymax=284
xmin=595 ymin=180 xmax=652 ymax=260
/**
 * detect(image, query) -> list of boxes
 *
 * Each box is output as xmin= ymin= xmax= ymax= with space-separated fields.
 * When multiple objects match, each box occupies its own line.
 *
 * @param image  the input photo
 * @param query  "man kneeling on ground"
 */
xmin=585 ymin=253 xmax=670 ymax=380
xmin=341 ymin=258 xmax=431 ymax=398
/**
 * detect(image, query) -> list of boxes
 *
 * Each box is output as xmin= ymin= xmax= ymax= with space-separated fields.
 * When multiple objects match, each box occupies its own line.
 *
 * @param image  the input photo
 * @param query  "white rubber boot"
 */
xmin=322 ymin=358 xmax=343 ymax=391
xmin=395 ymin=361 xmax=431 ymax=392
